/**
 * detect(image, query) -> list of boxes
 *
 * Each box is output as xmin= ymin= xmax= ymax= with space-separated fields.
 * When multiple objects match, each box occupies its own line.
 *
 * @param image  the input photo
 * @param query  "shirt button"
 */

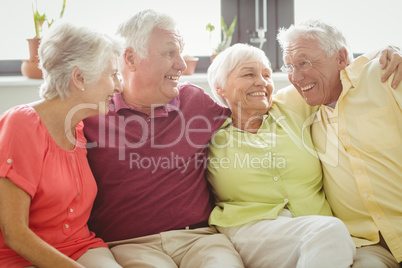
xmin=273 ymin=176 xmax=278 ymax=181
xmin=7 ymin=159 xmax=12 ymax=164
xmin=376 ymin=215 xmax=381 ymax=219
xmin=363 ymin=194 xmax=369 ymax=198
xmin=357 ymin=170 xmax=363 ymax=175
xmin=65 ymin=224 xmax=69 ymax=229
xmin=69 ymin=208 xmax=74 ymax=213
xmin=147 ymin=119 xmax=151 ymax=122
xmin=284 ymin=198 xmax=289 ymax=203
xmin=342 ymin=135 xmax=347 ymax=139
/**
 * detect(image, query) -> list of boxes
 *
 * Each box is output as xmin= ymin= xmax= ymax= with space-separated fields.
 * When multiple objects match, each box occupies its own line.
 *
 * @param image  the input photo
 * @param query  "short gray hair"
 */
xmin=277 ymin=19 xmax=353 ymax=64
xmin=116 ymin=9 xmax=184 ymax=60
xmin=38 ymin=22 xmax=124 ymax=100
xmin=207 ymin=43 xmax=271 ymax=107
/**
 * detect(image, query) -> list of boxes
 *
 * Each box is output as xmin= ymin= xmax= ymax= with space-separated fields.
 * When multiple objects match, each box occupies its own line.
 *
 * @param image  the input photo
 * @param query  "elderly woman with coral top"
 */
xmin=0 ymin=22 xmax=123 ymax=268
xmin=206 ymin=43 xmax=356 ymax=268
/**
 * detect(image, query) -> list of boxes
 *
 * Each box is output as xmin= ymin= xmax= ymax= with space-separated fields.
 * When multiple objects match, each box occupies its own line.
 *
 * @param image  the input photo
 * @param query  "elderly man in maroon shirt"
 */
xmin=83 ymin=9 xmax=243 ymax=267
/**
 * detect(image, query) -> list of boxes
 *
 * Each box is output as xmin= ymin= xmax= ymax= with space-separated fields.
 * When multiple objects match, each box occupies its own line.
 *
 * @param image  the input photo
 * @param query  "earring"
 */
xmin=81 ymin=88 xmax=85 ymax=91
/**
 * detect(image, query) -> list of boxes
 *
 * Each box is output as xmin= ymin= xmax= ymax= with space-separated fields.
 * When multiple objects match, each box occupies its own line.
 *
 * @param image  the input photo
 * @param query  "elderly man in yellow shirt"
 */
xmin=278 ymin=20 xmax=402 ymax=268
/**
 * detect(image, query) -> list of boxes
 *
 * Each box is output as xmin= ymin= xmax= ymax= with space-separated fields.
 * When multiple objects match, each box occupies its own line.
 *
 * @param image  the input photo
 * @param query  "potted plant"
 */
xmin=182 ymin=55 xmax=199 ymax=75
xmin=206 ymin=16 xmax=237 ymax=62
xmin=21 ymin=0 xmax=66 ymax=79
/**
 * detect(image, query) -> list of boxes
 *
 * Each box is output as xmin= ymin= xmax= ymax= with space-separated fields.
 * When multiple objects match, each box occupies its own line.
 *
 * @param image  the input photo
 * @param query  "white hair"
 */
xmin=38 ymin=22 xmax=124 ymax=100
xmin=277 ymin=19 xmax=353 ymax=64
xmin=116 ymin=9 xmax=184 ymax=67
xmin=207 ymin=43 xmax=271 ymax=107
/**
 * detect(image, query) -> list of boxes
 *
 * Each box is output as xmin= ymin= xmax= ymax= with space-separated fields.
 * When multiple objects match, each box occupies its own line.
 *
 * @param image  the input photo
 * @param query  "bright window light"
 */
xmin=0 ymin=0 xmax=221 ymax=60
xmin=295 ymin=0 xmax=402 ymax=53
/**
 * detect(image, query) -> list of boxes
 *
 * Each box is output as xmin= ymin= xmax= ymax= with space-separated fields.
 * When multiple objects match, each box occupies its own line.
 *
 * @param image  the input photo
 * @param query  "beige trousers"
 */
xmin=353 ymin=243 xmax=401 ymax=268
xmin=107 ymin=227 xmax=244 ymax=268
xmin=76 ymin=247 xmax=122 ymax=268
xmin=25 ymin=246 xmax=121 ymax=268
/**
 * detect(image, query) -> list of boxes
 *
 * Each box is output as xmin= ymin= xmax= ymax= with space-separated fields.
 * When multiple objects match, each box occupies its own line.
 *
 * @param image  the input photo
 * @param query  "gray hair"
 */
xmin=207 ymin=43 xmax=271 ymax=107
xmin=277 ymin=19 xmax=353 ymax=64
xmin=116 ymin=9 xmax=184 ymax=63
xmin=38 ymin=22 xmax=124 ymax=100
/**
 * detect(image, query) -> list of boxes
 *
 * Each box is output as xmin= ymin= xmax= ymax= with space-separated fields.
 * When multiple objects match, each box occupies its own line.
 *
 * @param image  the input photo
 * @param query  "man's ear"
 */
xmin=124 ymin=48 xmax=138 ymax=71
xmin=337 ymin=47 xmax=349 ymax=70
xmin=71 ymin=66 xmax=84 ymax=91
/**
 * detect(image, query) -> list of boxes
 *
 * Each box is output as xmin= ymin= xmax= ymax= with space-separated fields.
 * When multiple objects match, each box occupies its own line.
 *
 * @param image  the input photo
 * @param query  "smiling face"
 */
xmin=219 ymin=61 xmax=274 ymax=118
xmin=283 ymin=37 xmax=347 ymax=107
xmin=85 ymin=59 xmax=122 ymax=115
xmin=123 ymin=27 xmax=186 ymax=113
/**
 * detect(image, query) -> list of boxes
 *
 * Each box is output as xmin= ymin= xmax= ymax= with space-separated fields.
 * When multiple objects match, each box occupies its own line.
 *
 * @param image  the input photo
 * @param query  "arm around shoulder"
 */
xmin=363 ymin=46 xmax=402 ymax=89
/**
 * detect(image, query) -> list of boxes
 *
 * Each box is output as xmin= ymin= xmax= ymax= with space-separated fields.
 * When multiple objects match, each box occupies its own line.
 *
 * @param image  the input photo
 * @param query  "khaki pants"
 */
xmin=25 ymin=246 xmax=121 ymax=268
xmin=353 ymin=244 xmax=401 ymax=268
xmin=77 ymin=247 xmax=122 ymax=268
xmin=107 ymin=227 xmax=244 ymax=268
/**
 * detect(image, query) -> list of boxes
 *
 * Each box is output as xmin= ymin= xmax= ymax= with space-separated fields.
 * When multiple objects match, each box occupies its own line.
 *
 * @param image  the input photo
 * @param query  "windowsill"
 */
xmin=0 ymin=72 xmax=290 ymax=88
xmin=0 ymin=76 xmax=43 ymax=87
xmin=0 ymin=73 xmax=291 ymax=114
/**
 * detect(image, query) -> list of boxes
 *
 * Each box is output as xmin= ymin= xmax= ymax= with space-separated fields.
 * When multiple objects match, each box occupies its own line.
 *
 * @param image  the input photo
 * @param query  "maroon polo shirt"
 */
xmin=83 ymin=82 xmax=230 ymax=242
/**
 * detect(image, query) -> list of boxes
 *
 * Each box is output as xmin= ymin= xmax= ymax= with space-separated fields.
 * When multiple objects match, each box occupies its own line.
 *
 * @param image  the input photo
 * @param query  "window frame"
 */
xmin=0 ymin=60 xmax=21 ymax=76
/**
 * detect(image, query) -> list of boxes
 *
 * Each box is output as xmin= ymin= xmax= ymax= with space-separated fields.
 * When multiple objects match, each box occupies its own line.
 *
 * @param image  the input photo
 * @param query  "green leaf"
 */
xmin=31 ymin=0 xmax=67 ymax=38
xmin=59 ymin=0 xmax=66 ymax=19
xmin=227 ymin=17 xmax=237 ymax=36
xmin=206 ymin=23 xmax=215 ymax=32
xmin=32 ymin=2 xmax=46 ymax=38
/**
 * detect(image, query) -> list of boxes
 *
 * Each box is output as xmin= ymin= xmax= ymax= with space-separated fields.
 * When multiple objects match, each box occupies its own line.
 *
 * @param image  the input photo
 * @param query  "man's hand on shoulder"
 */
xmin=378 ymin=45 xmax=402 ymax=89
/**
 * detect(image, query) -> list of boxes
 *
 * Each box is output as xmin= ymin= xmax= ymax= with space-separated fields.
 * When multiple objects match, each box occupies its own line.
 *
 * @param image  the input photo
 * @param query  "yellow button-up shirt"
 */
xmin=207 ymin=86 xmax=332 ymax=228
xmin=311 ymin=56 xmax=402 ymax=262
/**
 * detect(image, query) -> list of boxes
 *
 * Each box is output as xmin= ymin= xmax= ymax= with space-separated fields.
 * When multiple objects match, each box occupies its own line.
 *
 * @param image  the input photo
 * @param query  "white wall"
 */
xmin=0 ymin=77 xmax=42 ymax=114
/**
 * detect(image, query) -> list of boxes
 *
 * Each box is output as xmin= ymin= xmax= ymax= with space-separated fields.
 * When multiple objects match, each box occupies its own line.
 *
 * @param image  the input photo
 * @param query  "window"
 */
xmin=0 ymin=0 xmax=221 ymax=75
xmin=4 ymin=0 xmax=399 ymax=76
xmin=221 ymin=0 xmax=294 ymax=71
xmin=294 ymin=0 xmax=402 ymax=54
xmin=0 ymin=0 xmax=220 ymax=60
